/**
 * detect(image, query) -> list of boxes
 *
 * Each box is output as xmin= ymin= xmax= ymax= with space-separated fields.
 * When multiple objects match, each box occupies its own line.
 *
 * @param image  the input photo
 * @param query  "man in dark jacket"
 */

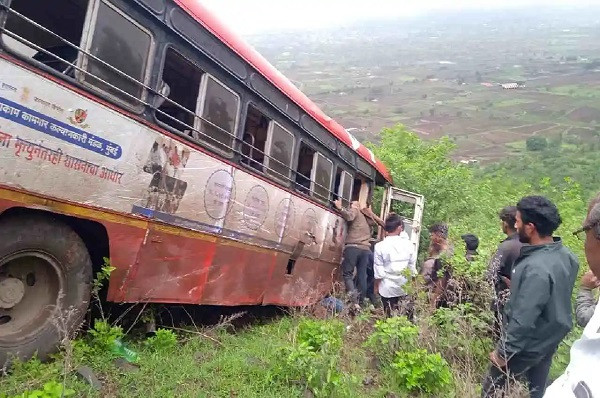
xmin=488 ymin=206 xmax=524 ymax=337
xmin=482 ymin=196 xmax=579 ymax=398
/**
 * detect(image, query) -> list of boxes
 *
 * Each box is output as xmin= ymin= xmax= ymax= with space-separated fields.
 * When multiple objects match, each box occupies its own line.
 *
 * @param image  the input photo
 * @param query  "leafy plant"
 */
xmin=429 ymin=303 xmax=493 ymax=366
xmin=297 ymin=319 xmax=344 ymax=352
xmin=91 ymin=258 xmax=116 ymax=320
xmin=145 ymin=328 xmax=178 ymax=352
xmin=88 ymin=319 xmax=123 ymax=351
xmin=366 ymin=316 xmax=418 ymax=363
xmin=391 ymin=350 xmax=452 ymax=394
xmin=10 ymin=381 xmax=75 ymax=398
xmin=92 ymin=258 xmax=115 ymax=297
xmin=271 ymin=319 xmax=352 ymax=397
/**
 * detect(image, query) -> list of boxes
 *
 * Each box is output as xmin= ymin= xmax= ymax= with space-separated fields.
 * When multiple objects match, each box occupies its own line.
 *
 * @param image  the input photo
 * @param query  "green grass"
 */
xmin=0 ymin=309 xmax=484 ymax=398
xmin=0 ymin=319 xmax=303 ymax=398
xmin=505 ymin=140 xmax=526 ymax=151
xmin=550 ymin=84 xmax=600 ymax=99
xmin=493 ymin=98 xmax=535 ymax=107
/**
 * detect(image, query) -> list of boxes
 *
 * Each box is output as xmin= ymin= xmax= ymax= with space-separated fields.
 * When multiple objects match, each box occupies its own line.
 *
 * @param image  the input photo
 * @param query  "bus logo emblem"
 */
xmin=69 ymin=108 xmax=89 ymax=128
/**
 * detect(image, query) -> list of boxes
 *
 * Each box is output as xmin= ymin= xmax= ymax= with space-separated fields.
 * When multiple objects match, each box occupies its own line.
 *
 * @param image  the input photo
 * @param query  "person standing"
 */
xmin=421 ymin=223 xmax=452 ymax=308
xmin=461 ymin=233 xmax=479 ymax=262
xmin=334 ymin=198 xmax=372 ymax=306
xmin=361 ymin=204 xmax=385 ymax=308
xmin=545 ymin=194 xmax=600 ymax=397
xmin=488 ymin=206 xmax=525 ymax=337
xmin=574 ymin=270 xmax=599 ymax=328
xmin=482 ymin=196 xmax=579 ymax=398
xmin=373 ymin=213 xmax=416 ymax=318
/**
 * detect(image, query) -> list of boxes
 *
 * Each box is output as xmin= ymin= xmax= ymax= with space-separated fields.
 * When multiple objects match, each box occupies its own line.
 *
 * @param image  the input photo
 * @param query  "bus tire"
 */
xmin=0 ymin=214 xmax=93 ymax=366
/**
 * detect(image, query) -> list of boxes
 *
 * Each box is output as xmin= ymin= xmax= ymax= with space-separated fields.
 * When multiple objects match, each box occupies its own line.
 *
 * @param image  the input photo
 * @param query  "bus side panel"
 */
xmin=0 ymin=58 xmax=341 ymax=306
xmin=263 ymin=257 xmax=336 ymax=306
xmin=200 ymin=241 xmax=278 ymax=305
xmin=118 ymin=224 xmax=218 ymax=303
xmin=103 ymin=220 xmax=149 ymax=303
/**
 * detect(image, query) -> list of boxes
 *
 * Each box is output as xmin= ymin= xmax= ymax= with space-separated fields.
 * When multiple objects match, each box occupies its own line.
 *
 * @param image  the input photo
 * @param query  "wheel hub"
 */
xmin=0 ymin=277 xmax=25 ymax=309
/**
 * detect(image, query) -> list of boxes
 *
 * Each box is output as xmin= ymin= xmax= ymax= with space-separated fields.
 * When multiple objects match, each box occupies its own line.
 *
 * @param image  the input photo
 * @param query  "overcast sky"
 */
xmin=201 ymin=0 xmax=600 ymax=35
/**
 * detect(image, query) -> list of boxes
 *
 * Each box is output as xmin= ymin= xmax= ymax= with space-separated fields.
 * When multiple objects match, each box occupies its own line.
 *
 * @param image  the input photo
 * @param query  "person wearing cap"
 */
xmin=482 ymin=196 xmax=578 ymax=398
xmin=461 ymin=233 xmax=479 ymax=262
xmin=545 ymin=193 xmax=600 ymax=397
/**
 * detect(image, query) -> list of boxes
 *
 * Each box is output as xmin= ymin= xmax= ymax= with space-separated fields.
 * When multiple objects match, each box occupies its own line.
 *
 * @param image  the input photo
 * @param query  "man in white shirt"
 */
xmin=545 ymin=193 xmax=600 ymax=397
xmin=373 ymin=213 xmax=416 ymax=318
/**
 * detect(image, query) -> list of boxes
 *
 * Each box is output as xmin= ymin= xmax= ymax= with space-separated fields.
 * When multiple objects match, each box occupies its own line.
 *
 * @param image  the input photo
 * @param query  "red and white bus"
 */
xmin=0 ymin=0 xmax=423 ymax=363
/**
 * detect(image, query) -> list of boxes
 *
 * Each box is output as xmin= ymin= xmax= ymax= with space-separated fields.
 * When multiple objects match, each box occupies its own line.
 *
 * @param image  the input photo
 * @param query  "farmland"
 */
xmin=248 ymin=6 xmax=600 ymax=163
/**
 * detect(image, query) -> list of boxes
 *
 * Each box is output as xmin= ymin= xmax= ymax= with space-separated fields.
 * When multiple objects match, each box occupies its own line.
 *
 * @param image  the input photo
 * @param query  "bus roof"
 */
xmin=174 ymin=0 xmax=392 ymax=184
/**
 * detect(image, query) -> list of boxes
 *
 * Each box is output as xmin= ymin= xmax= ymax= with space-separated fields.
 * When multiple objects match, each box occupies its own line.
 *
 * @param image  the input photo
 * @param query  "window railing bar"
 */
xmin=1 ymin=6 xmax=346 ymax=208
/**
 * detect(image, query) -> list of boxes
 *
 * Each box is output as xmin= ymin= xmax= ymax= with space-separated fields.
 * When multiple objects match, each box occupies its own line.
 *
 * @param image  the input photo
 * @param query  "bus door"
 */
xmin=379 ymin=187 xmax=424 ymax=258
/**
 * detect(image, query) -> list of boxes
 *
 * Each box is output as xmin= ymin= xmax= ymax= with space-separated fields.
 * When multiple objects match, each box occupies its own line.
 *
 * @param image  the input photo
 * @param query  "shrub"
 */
xmin=9 ymin=381 xmax=75 ymax=398
xmin=297 ymin=319 xmax=344 ymax=352
xmin=145 ymin=329 xmax=178 ymax=352
xmin=271 ymin=319 xmax=353 ymax=397
xmin=391 ymin=350 xmax=452 ymax=394
xmin=366 ymin=316 xmax=418 ymax=363
xmin=88 ymin=319 xmax=123 ymax=351
xmin=429 ymin=304 xmax=493 ymax=365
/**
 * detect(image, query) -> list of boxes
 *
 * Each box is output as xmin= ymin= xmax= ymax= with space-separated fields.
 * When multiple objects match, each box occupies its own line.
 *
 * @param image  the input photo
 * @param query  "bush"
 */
xmin=429 ymin=303 xmax=493 ymax=368
xmin=88 ymin=319 xmax=123 ymax=351
xmin=145 ymin=329 xmax=178 ymax=352
xmin=526 ymin=136 xmax=548 ymax=151
xmin=297 ymin=319 xmax=344 ymax=352
xmin=8 ymin=381 xmax=75 ymax=398
xmin=271 ymin=319 xmax=353 ymax=398
xmin=366 ymin=316 xmax=418 ymax=363
xmin=391 ymin=350 xmax=452 ymax=394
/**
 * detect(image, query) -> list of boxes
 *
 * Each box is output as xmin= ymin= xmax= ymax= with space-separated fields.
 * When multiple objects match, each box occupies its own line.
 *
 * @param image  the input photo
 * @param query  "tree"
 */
xmin=526 ymin=136 xmax=548 ymax=151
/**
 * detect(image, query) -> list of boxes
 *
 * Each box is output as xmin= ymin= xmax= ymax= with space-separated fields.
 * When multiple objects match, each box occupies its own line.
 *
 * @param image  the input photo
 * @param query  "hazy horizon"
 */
xmin=201 ymin=0 xmax=600 ymax=35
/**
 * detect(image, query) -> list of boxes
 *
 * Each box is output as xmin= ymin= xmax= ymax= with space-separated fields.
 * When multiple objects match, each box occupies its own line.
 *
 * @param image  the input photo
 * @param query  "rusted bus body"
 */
xmin=0 ymin=57 xmax=345 ymax=306
xmin=0 ymin=0 xmax=406 ymax=364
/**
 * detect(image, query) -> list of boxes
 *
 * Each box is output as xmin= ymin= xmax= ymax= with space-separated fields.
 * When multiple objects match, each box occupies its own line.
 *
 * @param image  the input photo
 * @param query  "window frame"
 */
xmin=310 ymin=152 xmax=334 ymax=204
xmin=264 ymin=120 xmax=295 ymax=185
xmin=153 ymin=44 xmax=204 ymax=133
xmin=194 ymin=72 xmax=241 ymax=158
xmin=240 ymin=101 xmax=270 ymax=171
xmin=337 ymin=169 xmax=354 ymax=207
xmin=78 ymin=0 xmax=155 ymax=112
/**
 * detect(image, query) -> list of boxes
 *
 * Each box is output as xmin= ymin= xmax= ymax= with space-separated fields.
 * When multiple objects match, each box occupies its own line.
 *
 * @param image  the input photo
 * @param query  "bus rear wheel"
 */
xmin=0 ymin=214 xmax=92 ymax=366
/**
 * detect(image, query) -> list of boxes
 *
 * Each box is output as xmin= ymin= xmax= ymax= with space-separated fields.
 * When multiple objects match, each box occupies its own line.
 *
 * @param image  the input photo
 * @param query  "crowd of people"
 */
xmin=334 ymin=193 xmax=600 ymax=397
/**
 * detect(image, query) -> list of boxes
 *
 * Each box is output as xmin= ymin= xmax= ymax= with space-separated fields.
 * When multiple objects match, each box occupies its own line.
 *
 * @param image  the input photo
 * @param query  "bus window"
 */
xmin=266 ymin=122 xmax=295 ymax=182
xmin=196 ymin=74 xmax=240 ymax=154
xmin=156 ymin=48 xmax=203 ymax=132
xmin=353 ymin=177 xmax=370 ymax=208
xmin=295 ymin=143 xmax=315 ymax=194
xmin=312 ymin=153 xmax=333 ymax=203
xmin=82 ymin=1 xmax=152 ymax=106
xmin=352 ymin=178 xmax=362 ymax=201
xmin=334 ymin=169 xmax=353 ymax=207
xmin=3 ymin=0 xmax=88 ymax=76
xmin=241 ymin=105 xmax=269 ymax=171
